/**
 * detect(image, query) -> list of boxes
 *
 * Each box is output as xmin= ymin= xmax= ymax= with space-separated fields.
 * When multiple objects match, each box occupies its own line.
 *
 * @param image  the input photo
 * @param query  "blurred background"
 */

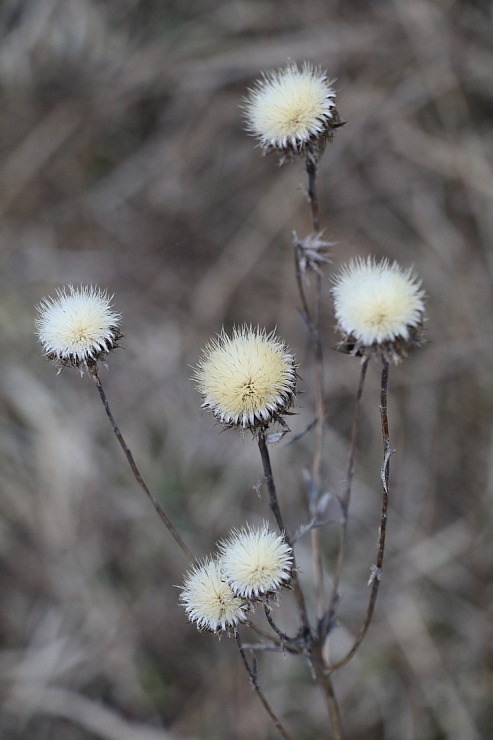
xmin=0 ymin=0 xmax=492 ymax=738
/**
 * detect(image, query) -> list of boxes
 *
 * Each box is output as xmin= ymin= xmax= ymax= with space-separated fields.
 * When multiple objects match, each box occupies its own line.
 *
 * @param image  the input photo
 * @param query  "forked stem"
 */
xmin=257 ymin=431 xmax=345 ymax=734
xmin=322 ymin=356 xmax=369 ymax=639
xmin=236 ymin=632 xmax=293 ymax=740
xmin=327 ymin=356 xmax=391 ymax=672
xmin=309 ymin=645 xmax=344 ymax=740
xmin=90 ymin=367 xmax=194 ymax=561
xmin=257 ymin=431 xmax=310 ymax=636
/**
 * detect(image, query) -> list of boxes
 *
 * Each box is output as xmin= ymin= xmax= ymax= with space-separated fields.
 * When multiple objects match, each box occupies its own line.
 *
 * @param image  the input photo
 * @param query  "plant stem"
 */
xmin=236 ymin=632 xmax=294 ymax=740
xmin=257 ymin=430 xmax=286 ymax=534
xmin=90 ymin=367 xmax=194 ymax=561
xmin=305 ymin=150 xmax=320 ymax=233
xmin=302 ymin=149 xmax=327 ymax=619
xmin=264 ymin=604 xmax=292 ymax=643
xmin=257 ymin=431 xmax=310 ymax=636
xmin=310 ymin=644 xmax=344 ymax=740
xmin=311 ymin=270 xmax=326 ymax=618
xmin=327 ymin=356 xmax=391 ymax=672
xmin=322 ymin=357 xmax=369 ymax=640
xmin=293 ymin=248 xmax=314 ymax=334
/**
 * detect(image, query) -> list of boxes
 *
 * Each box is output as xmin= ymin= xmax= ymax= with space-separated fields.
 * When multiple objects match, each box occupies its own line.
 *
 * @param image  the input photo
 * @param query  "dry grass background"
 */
xmin=0 ymin=0 xmax=492 ymax=738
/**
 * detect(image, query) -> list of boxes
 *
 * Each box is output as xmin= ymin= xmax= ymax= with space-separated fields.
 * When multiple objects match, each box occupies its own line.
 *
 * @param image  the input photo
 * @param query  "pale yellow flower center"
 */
xmin=196 ymin=328 xmax=296 ymax=428
xmin=220 ymin=353 xmax=285 ymax=414
xmin=203 ymin=339 xmax=289 ymax=414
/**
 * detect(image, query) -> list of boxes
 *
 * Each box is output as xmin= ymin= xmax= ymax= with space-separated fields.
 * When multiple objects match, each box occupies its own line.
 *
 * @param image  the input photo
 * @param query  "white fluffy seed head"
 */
xmin=179 ymin=558 xmax=247 ymax=633
xmin=219 ymin=523 xmax=293 ymax=599
xmin=35 ymin=285 xmax=121 ymax=370
xmin=243 ymin=61 xmax=337 ymax=155
xmin=194 ymin=326 xmax=297 ymax=430
xmin=331 ymin=257 xmax=425 ymax=360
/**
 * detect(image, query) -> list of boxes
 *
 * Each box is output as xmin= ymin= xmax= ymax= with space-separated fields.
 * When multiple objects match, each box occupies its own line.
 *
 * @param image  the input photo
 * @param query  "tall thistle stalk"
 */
xmin=34 ymin=285 xmax=194 ymax=561
xmin=36 ymin=61 xmax=426 ymax=740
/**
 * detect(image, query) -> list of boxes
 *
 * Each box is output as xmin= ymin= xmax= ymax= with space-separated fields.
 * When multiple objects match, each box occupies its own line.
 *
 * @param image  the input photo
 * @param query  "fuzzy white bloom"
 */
xmin=243 ymin=61 xmax=337 ymax=155
xmin=331 ymin=258 xmax=425 ymax=358
xmin=219 ymin=523 xmax=293 ymax=599
xmin=180 ymin=558 xmax=247 ymax=633
xmin=194 ymin=326 xmax=297 ymax=430
xmin=36 ymin=285 xmax=121 ymax=369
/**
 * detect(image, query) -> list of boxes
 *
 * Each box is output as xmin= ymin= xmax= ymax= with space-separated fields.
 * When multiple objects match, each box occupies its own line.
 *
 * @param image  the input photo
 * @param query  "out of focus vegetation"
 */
xmin=0 ymin=1 xmax=492 ymax=738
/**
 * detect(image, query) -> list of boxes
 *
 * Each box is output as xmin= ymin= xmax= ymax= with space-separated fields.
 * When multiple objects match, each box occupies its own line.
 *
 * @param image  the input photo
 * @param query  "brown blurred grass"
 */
xmin=0 ymin=0 xmax=492 ymax=738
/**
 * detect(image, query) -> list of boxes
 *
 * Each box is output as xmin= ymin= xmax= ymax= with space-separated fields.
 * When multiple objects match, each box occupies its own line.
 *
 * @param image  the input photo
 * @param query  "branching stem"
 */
xmin=236 ymin=632 xmax=293 ymax=740
xmin=322 ymin=356 xmax=369 ymax=639
xmin=257 ymin=431 xmax=310 ymax=635
xmin=263 ymin=603 xmax=292 ymax=643
xmin=309 ymin=645 xmax=344 ymax=740
xmin=327 ymin=356 xmax=391 ymax=671
xmin=90 ymin=367 xmax=194 ymax=561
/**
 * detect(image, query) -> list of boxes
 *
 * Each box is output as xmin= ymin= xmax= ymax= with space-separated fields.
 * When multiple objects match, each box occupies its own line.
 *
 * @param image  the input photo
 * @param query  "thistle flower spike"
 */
xmin=243 ymin=61 xmax=339 ymax=159
xmin=194 ymin=326 xmax=297 ymax=431
xmin=219 ymin=523 xmax=293 ymax=600
xmin=35 ymin=285 xmax=121 ymax=371
xmin=331 ymin=257 xmax=425 ymax=362
xmin=179 ymin=558 xmax=247 ymax=634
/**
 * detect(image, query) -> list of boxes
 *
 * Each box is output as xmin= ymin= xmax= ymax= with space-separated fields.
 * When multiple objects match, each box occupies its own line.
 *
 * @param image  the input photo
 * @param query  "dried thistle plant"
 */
xmin=180 ymin=557 xmax=248 ymax=634
xmin=243 ymin=61 xmax=340 ymax=164
xmin=36 ymin=58 xmax=427 ymax=740
xmin=218 ymin=524 xmax=293 ymax=601
xmin=332 ymin=257 xmax=426 ymax=362
xmin=36 ymin=284 xmax=193 ymax=561
xmin=35 ymin=285 xmax=121 ymax=373
xmin=194 ymin=326 xmax=297 ymax=431
xmin=182 ymin=61 xmax=426 ymax=740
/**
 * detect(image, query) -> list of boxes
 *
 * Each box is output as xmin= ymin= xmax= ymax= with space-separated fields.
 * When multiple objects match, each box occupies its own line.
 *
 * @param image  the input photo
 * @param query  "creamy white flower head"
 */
xmin=180 ymin=558 xmax=247 ymax=633
xmin=36 ymin=285 xmax=121 ymax=369
xmin=331 ymin=257 xmax=425 ymax=360
xmin=243 ymin=61 xmax=337 ymax=156
xmin=219 ymin=523 xmax=293 ymax=599
xmin=194 ymin=326 xmax=297 ymax=430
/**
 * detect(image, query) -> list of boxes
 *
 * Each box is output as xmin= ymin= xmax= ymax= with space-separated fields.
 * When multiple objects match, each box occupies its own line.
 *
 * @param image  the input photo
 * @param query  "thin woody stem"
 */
xmin=291 ymin=264 xmax=327 ymax=621
xmin=236 ymin=632 xmax=294 ymax=740
xmin=301 ymin=145 xmax=344 ymax=739
xmin=305 ymin=150 xmax=320 ymax=233
xmin=255 ymin=423 xmax=344 ymax=740
xmin=248 ymin=622 xmax=301 ymax=656
xmin=249 ymin=621 xmax=283 ymax=644
xmin=341 ymin=357 xmax=371 ymax=511
xmin=90 ymin=367 xmax=194 ymax=561
xmin=301 ymin=150 xmax=344 ymax=736
xmin=257 ymin=430 xmax=285 ymax=534
xmin=310 ymin=645 xmax=344 ymax=740
xmin=304 ymin=149 xmax=326 ymax=619
xmin=264 ymin=604 xmax=293 ymax=643
xmin=327 ymin=356 xmax=391 ymax=672
xmin=311 ymin=270 xmax=325 ymax=618
xmin=293 ymin=249 xmax=314 ymax=335
xmin=322 ymin=356 xmax=369 ymax=639
xmin=257 ymin=431 xmax=310 ymax=635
